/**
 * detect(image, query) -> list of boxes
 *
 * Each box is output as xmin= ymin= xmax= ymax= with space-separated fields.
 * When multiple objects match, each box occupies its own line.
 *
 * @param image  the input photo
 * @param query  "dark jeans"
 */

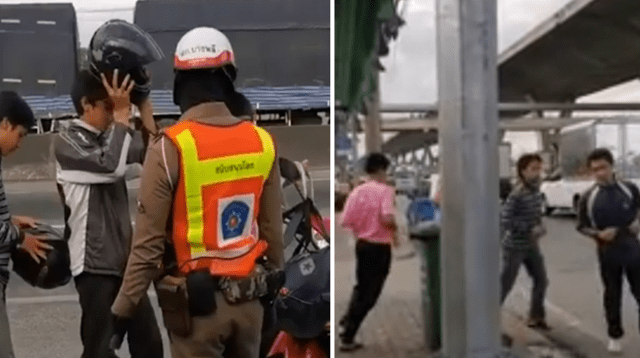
xmin=500 ymin=245 xmax=549 ymax=320
xmin=598 ymin=246 xmax=640 ymax=339
xmin=74 ymin=273 xmax=163 ymax=358
xmin=340 ymin=240 xmax=392 ymax=342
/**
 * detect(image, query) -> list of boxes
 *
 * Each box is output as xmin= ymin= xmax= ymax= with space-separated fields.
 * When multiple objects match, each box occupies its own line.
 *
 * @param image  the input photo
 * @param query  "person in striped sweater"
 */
xmin=0 ymin=91 xmax=53 ymax=358
xmin=499 ymin=153 xmax=550 ymax=330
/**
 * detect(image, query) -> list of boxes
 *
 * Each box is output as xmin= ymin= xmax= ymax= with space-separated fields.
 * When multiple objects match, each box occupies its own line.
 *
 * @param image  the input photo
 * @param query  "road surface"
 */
xmin=4 ymin=171 xmax=330 ymax=358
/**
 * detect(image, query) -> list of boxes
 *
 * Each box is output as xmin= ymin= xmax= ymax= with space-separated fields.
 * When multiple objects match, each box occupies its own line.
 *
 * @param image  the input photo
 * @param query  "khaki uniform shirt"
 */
xmin=112 ymin=102 xmax=284 ymax=318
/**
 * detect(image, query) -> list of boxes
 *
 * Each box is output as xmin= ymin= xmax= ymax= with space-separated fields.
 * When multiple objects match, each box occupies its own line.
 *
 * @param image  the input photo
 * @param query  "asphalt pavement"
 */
xmin=3 ymin=171 xmax=329 ymax=358
xmin=506 ymin=210 xmax=640 ymax=358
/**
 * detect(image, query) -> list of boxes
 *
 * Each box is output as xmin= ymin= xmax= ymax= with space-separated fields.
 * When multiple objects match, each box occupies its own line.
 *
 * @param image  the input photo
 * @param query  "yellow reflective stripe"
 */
xmin=176 ymin=130 xmax=206 ymax=255
xmin=254 ymin=126 xmax=276 ymax=179
xmin=191 ymin=243 xmax=255 ymax=260
xmin=175 ymin=126 xmax=275 ymax=258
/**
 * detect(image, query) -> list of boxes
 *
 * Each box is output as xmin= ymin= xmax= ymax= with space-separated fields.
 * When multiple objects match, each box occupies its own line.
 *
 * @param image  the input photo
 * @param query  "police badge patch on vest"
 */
xmin=217 ymin=194 xmax=255 ymax=246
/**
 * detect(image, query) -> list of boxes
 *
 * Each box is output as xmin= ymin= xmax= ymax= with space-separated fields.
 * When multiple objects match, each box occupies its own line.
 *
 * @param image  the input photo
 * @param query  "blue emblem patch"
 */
xmin=221 ymin=201 xmax=250 ymax=240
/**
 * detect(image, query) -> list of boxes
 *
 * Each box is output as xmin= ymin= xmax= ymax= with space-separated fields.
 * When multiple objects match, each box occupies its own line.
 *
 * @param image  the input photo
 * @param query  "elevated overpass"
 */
xmin=499 ymin=0 xmax=640 ymax=103
xmin=375 ymin=0 xmax=640 ymax=163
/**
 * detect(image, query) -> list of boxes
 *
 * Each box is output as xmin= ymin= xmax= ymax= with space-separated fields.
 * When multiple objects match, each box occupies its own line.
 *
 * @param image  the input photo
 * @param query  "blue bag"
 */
xmin=406 ymin=196 xmax=441 ymax=238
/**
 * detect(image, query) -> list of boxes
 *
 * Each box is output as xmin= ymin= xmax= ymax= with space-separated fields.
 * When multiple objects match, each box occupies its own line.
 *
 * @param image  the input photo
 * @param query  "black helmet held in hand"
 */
xmin=89 ymin=19 xmax=164 ymax=105
xmin=11 ymin=223 xmax=71 ymax=289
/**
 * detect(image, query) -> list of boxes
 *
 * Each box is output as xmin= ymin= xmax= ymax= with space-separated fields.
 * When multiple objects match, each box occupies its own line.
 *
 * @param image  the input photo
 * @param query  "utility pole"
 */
xmin=436 ymin=0 xmax=507 ymax=356
xmin=365 ymin=67 xmax=382 ymax=153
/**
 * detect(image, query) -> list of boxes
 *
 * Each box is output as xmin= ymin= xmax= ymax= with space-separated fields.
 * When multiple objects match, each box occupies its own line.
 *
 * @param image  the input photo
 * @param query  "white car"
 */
xmin=540 ymin=177 xmax=640 ymax=215
xmin=540 ymin=178 xmax=595 ymax=214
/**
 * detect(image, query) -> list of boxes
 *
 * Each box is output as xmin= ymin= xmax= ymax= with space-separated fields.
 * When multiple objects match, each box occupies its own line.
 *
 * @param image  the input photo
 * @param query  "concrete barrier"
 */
xmin=3 ymin=125 xmax=330 ymax=181
xmin=266 ymin=125 xmax=330 ymax=169
xmin=3 ymin=134 xmax=55 ymax=181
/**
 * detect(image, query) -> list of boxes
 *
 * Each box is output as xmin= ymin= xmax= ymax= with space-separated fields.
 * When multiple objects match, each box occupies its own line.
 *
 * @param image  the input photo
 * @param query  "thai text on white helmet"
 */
xmin=174 ymin=27 xmax=236 ymax=75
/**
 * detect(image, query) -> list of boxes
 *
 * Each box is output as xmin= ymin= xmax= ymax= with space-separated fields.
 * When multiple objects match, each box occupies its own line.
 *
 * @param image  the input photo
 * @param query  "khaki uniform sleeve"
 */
xmin=259 ymin=157 xmax=285 ymax=270
xmin=112 ymin=135 xmax=179 ymax=318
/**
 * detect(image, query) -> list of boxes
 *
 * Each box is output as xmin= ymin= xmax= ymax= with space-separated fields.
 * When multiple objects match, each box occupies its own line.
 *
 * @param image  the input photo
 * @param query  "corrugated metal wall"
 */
xmin=0 ymin=3 xmax=78 ymax=97
xmin=134 ymin=0 xmax=330 ymax=90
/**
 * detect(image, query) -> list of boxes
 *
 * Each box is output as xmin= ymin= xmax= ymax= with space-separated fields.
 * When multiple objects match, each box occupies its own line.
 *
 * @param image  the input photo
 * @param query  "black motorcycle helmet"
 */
xmin=89 ymin=19 xmax=164 ymax=105
xmin=11 ymin=223 xmax=71 ymax=289
xmin=275 ymin=246 xmax=330 ymax=339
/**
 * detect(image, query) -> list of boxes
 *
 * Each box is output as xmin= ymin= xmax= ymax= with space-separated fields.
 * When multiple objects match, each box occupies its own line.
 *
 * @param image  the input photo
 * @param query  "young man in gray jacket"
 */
xmin=54 ymin=70 xmax=162 ymax=358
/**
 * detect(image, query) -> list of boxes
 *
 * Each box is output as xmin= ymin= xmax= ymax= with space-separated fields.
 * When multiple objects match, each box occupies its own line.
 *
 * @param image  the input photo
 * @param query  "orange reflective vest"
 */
xmin=164 ymin=120 xmax=276 ymax=278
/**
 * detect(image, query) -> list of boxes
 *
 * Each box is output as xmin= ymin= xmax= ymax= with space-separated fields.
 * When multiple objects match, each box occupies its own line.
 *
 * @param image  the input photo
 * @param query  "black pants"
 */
xmin=74 ymin=273 xmax=163 ymax=358
xmin=500 ymin=246 xmax=549 ymax=320
xmin=340 ymin=240 xmax=392 ymax=342
xmin=598 ymin=248 xmax=640 ymax=339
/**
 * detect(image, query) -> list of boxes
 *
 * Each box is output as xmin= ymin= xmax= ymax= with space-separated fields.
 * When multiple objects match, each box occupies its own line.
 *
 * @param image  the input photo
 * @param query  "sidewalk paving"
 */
xmin=334 ymin=199 xmax=576 ymax=358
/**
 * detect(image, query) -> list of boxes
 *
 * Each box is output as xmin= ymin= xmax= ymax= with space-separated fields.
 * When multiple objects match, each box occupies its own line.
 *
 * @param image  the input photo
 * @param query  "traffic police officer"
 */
xmin=110 ymin=27 xmax=284 ymax=358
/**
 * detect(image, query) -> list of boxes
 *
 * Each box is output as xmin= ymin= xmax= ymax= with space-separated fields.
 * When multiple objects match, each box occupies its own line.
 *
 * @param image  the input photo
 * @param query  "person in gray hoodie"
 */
xmin=54 ymin=70 xmax=162 ymax=358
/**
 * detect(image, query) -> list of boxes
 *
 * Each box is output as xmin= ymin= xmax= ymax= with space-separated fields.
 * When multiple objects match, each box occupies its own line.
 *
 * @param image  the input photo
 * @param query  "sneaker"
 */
xmin=608 ymin=338 xmax=622 ymax=354
xmin=339 ymin=340 xmax=364 ymax=352
xmin=338 ymin=319 xmax=346 ymax=337
xmin=526 ymin=318 xmax=551 ymax=330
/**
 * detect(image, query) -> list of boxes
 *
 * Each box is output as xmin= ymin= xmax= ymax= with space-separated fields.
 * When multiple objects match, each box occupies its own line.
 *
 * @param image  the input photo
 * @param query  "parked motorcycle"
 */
xmin=260 ymin=158 xmax=330 ymax=358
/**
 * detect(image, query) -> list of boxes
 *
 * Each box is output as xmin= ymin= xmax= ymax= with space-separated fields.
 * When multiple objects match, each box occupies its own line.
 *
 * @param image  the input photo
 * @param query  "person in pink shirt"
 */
xmin=338 ymin=153 xmax=399 ymax=352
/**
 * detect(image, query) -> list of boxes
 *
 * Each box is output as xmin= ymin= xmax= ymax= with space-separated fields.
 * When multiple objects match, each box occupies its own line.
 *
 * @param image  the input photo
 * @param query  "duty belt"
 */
xmin=218 ymin=264 xmax=284 ymax=304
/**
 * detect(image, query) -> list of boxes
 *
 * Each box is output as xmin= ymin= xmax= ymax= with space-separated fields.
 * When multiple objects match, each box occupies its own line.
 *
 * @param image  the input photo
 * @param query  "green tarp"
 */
xmin=336 ymin=0 xmax=395 ymax=113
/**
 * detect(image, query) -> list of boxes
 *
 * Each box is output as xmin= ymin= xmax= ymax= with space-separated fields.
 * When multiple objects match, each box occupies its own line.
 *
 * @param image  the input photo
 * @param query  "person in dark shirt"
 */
xmin=576 ymin=148 xmax=640 ymax=354
xmin=500 ymin=153 xmax=549 ymax=330
xmin=0 ymin=91 xmax=53 ymax=358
